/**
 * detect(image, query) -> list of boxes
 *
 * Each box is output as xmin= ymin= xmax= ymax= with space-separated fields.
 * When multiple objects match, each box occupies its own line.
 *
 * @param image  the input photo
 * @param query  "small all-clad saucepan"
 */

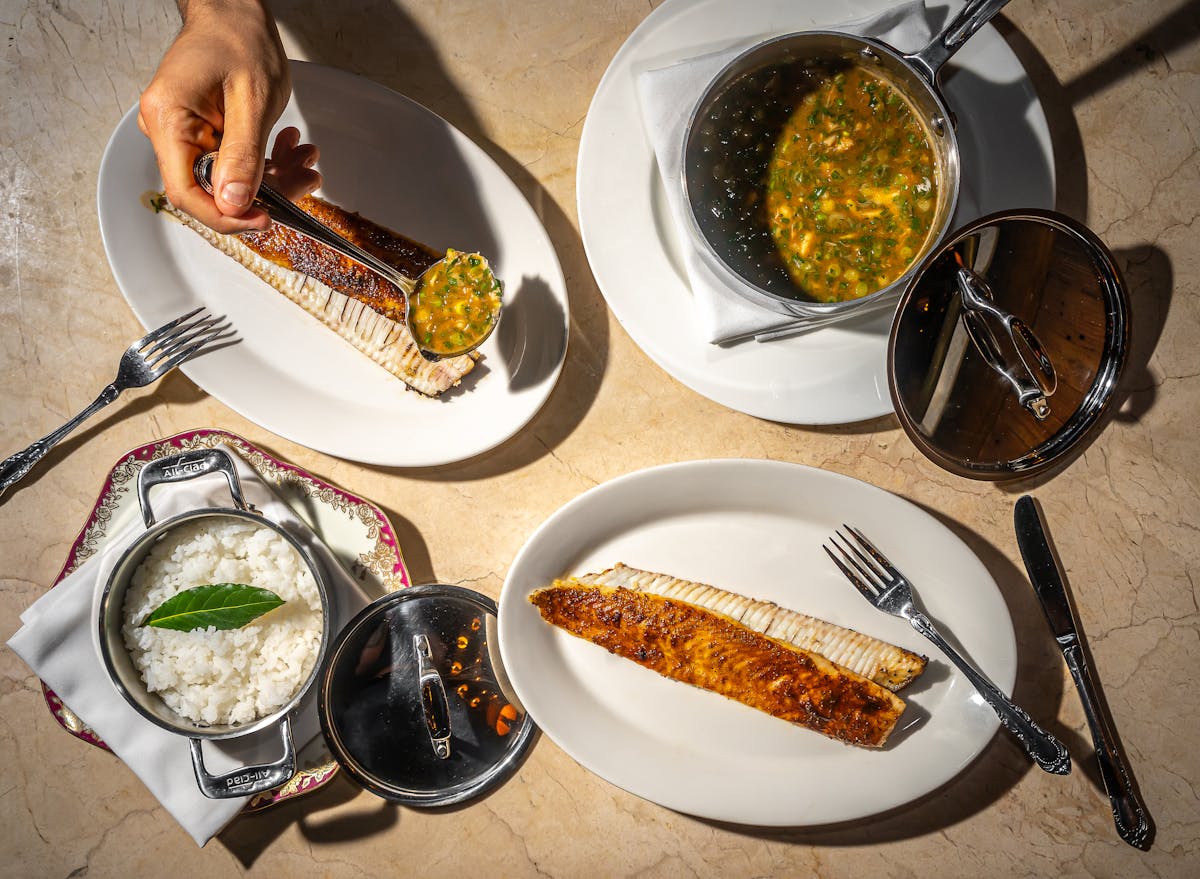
xmin=97 ymin=448 xmax=332 ymax=799
xmin=681 ymin=0 xmax=1013 ymax=320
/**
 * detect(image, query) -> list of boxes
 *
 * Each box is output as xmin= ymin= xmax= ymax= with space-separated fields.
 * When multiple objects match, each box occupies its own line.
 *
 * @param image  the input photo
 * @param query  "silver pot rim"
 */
xmin=678 ymin=30 xmax=966 ymax=318
xmin=97 ymin=505 xmax=332 ymax=741
xmin=94 ymin=446 xmax=333 ymax=799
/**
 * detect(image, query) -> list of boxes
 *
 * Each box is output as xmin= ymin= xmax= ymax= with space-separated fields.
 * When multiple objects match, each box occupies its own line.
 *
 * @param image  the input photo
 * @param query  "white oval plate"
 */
xmin=499 ymin=460 xmax=1015 ymax=826
xmin=577 ymin=0 xmax=1055 ymax=424
xmin=98 ymin=61 xmax=568 ymax=467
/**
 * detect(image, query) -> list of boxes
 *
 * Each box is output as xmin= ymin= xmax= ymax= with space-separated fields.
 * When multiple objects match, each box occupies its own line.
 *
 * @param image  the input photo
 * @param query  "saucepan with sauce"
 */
xmin=681 ymin=0 xmax=1011 ymax=320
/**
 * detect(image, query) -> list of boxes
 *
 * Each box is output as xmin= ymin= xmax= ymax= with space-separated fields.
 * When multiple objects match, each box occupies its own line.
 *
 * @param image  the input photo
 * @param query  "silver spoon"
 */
xmin=192 ymin=152 xmax=502 ymax=361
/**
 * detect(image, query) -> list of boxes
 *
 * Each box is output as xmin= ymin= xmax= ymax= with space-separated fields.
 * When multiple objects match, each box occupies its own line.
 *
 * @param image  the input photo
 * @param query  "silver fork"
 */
xmin=825 ymin=525 xmax=1072 ymax=775
xmin=0 ymin=308 xmax=233 ymax=498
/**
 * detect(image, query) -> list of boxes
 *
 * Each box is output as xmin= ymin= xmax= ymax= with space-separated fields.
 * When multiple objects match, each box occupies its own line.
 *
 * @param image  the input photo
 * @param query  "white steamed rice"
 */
xmin=121 ymin=518 xmax=322 ymax=726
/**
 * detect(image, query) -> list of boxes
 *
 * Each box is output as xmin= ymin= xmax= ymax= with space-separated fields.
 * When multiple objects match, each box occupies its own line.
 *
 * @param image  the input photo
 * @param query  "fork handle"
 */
xmin=910 ymin=611 xmax=1072 ymax=775
xmin=0 ymin=384 xmax=120 ymax=497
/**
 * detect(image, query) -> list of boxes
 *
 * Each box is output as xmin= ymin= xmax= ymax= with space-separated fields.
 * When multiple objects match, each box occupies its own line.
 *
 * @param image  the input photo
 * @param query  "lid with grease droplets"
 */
xmin=317 ymin=584 xmax=535 ymax=806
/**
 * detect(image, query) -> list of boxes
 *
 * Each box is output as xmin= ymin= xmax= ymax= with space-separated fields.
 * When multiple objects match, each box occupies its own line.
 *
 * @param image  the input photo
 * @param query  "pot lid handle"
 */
xmin=957 ymin=267 xmax=1057 ymax=420
xmin=136 ymin=447 xmax=253 ymax=527
xmin=414 ymin=634 xmax=452 ymax=760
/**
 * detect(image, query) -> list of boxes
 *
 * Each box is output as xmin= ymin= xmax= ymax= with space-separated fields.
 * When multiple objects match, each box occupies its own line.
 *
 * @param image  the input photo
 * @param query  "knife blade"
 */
xmin=1014 ymin=495 xmax=1154 ymax=849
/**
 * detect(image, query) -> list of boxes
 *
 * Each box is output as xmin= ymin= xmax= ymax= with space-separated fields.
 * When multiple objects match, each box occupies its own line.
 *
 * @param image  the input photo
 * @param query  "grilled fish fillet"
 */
xmin=156 ymin=195 xmax=476 ymax=396
xmin=576 ymin=564 xmax=926 ymax=691
xmin=530 ymin=582 xmax=906 ymax=748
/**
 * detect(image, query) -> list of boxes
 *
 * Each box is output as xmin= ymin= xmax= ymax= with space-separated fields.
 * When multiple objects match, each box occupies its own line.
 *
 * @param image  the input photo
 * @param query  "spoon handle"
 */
xmin=191 ymin=152 xmax=414 ymax=294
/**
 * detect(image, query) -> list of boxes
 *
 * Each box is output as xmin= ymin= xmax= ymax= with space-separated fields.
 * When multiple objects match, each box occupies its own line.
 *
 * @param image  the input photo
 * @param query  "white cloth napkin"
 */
xmin=636 ymin=0 xmax=932 ymax=344
xmin=7 ymin=445 xmax=369 ymax=846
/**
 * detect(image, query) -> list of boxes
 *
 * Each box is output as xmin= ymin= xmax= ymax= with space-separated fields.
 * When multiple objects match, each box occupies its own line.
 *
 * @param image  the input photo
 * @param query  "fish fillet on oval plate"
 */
xmin=498 ymin=459 xmax=1016 ymax=826
xmin=97 ymin=61 xmax=568 ymax=467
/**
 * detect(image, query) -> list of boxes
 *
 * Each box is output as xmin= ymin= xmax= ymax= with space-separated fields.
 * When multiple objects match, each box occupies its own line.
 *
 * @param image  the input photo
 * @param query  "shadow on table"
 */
xmin=218 ymin=725 xmax=541 ymax=868
xmin=0 ymin=369 xmax=207 ymax=508
xmin=270 ymin=0 xmax=609 ymax=481
xmin=217 ymin=774 xmax=392 ymax=865
xmin=986 ymin=3 xmax=1193 ymax=481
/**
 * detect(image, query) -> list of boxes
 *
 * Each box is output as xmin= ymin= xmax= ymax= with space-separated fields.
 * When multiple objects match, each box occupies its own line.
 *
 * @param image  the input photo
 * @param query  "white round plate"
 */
xmin=577 ymin=0 xmax=1055 ymax=424
xmin=98 ymin=61 xmax=568 ymax=466
xmin=499 ymin=459 xmax=1015 ymax=826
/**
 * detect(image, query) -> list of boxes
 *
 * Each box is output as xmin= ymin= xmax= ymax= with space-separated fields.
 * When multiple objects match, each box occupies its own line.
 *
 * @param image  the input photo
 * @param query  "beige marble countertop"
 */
xmin=2 ymin=0 xmax=1197 ymax=876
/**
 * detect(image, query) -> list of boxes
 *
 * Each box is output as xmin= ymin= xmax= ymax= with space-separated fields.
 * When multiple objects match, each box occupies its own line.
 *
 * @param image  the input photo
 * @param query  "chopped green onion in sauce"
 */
xmin=765 ymin=65 xmax=938 ymax=302
xmin=411 ymin=249 xmax=502 ymax=356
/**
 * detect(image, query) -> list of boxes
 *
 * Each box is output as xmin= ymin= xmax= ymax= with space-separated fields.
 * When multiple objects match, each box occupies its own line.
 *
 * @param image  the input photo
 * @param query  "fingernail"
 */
xmin=221 ymin=181 xmax=252 ymax=209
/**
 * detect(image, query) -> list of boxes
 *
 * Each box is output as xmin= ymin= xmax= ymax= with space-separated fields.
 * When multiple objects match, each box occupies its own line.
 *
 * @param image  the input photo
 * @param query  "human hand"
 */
xmin=138 ymin=0 xmax=318 ymax=232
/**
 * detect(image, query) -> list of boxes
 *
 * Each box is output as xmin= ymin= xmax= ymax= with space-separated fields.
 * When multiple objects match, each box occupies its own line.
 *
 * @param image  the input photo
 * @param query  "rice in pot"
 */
xmin=121 ymin=518 xmax=322 ymax=726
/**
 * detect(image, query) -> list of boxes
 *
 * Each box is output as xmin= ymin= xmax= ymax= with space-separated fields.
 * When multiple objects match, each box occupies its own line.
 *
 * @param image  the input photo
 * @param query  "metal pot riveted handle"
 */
xmin=904 ymin=0 xmax=1013 ymax=89
xmin=126 ymin=448 xmax=319 ymax=800
xmin=188 ymin=717 xmax=297 ymax=799
xmin=137 ymin=447 xmax=253 ymax=527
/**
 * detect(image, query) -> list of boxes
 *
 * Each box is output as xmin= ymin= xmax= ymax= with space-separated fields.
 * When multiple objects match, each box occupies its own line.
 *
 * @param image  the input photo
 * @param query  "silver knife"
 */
xmin=1014 ymin=495 xmax=1154 ymax=849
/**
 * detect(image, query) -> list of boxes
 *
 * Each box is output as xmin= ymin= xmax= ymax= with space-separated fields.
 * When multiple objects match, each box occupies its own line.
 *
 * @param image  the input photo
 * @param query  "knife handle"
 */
xmin=1063 ymin=643 xmax=1154 ymax=848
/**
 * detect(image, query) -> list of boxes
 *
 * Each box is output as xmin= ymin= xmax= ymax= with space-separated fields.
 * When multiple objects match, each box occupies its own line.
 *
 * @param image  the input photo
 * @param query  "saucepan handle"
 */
xmin=905 ymin=0 xmax=1014 ymax=87
xmin=188 ymin=715 xmax=297 ymax=799
xmin=136 ymin=447 xmax=252 ymax=528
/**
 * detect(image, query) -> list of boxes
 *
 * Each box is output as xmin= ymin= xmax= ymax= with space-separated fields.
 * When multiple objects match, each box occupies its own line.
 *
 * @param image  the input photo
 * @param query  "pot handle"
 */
xmin=189 ymin=715 xmax=296 ymax=799
xmin=137 ymin=448 xmax=252 ymax=528
xmin=904 ymin=0 xmax=1013 ymax=87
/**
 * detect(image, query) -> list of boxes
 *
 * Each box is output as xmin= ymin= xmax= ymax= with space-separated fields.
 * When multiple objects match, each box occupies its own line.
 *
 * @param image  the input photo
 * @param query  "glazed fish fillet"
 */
xmin=157 ymin=195 xmax=476 ymax=396
xmin=576 ymin=564 xmax=926 ymax=691
xmin=530 ymin=582 xmax=906 ymax=748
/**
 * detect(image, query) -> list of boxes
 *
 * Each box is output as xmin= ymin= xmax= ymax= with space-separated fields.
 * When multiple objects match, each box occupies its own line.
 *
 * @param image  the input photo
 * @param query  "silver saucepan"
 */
xmin=681 ymin=0 xmax=1012 ymax=321
xmin=97 ymin=448 xmax=332 ymax=799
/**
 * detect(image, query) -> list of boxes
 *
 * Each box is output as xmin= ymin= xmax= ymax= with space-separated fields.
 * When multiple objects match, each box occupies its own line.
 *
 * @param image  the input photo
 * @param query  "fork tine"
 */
xmin=134 ymin=307 xmax=207 ymax=348
xmin=844 ymin=525 xmax=901 ymax=581
xmin=144 ymin=315 xmax=223 ymax=365
xmin=141 ymin=312 xmax=220 ymax=357
xmin=823 ymin=544 xmax=879 ymax=601
xmin=831 ymin=531 xmax=887 ymax=590
xmin=149 ymin=326 xmax=235 ymax=377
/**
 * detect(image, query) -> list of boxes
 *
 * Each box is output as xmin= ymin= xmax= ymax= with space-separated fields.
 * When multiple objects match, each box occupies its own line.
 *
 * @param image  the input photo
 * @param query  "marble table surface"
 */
xmin=1 ymin=1 xmax=1197 ymax=876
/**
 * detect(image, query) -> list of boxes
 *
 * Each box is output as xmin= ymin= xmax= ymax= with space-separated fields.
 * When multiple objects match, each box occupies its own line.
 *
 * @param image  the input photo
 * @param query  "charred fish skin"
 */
xmin=238 ymin=195 xmax=440 ymax=323
xmin=530 ymin=583 xmax=906 ymax=748
xmin=158 ymin=195 xmax=476 ymax=397
xmin=575 ymin=564 xmax=927 ymax=691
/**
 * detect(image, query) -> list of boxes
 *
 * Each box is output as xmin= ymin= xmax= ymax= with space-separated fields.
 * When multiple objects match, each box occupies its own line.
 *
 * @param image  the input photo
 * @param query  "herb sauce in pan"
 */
xmin=765 ymin=66 xmax=937 ymax=302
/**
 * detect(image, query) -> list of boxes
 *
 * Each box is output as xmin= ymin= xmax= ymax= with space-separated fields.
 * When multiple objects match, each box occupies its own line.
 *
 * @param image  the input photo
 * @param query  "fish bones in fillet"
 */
xmin=158 ymin=195 xmax=476 ymax=397
xmin=530 ymin=582 xmax=907 ymax=748
xmin=575 ymin=564 xmax=926 ymax=691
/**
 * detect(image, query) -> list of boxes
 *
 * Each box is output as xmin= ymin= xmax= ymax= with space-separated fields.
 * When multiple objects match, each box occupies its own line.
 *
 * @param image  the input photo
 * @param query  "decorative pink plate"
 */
xmin=42 ymin=428 xmax=410 ymax=811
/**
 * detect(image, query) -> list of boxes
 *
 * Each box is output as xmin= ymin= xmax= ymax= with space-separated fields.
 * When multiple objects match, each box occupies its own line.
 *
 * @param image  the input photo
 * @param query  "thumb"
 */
xmin=212 ymin=90 xmax=270 ymax=217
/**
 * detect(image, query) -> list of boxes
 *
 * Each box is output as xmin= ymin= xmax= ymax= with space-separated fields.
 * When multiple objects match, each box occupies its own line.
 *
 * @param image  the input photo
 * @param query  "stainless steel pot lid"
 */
xmin=888 ymin=209 xmax=1130 ymax=480
xmin=317 ymin=584 xmax=535 ymax=806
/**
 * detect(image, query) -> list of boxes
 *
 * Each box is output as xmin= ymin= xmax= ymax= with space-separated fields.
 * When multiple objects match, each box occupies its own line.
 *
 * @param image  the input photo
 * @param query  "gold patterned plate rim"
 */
xmin=41 ymin=427 xmax=410 ymax=812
